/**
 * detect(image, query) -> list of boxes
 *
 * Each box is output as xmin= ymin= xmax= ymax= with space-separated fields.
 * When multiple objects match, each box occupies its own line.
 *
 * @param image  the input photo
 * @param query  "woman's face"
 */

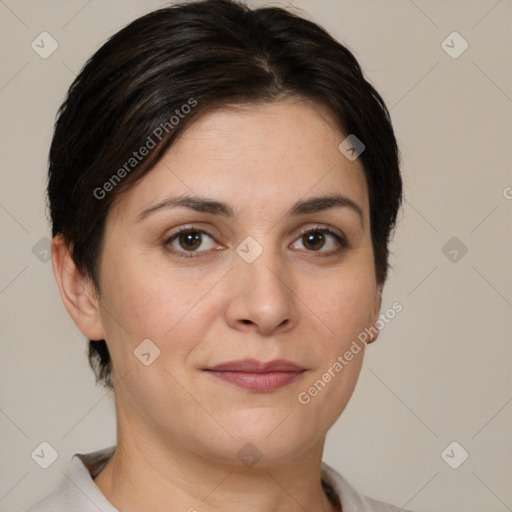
xmin=93 ymin=99 xmax=381 ymax=467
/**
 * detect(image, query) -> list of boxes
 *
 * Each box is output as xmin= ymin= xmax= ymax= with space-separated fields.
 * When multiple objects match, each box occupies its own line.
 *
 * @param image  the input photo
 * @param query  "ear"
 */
xmin=366 ymin=283 xmax=383 ymax=344
xmin=51 ymin=234 xmax=105 ymax=341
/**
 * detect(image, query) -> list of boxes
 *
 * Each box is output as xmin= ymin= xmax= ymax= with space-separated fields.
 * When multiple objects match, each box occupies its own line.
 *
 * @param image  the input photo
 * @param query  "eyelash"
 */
xmin=164 ymin=225 xmax=347 ymax=259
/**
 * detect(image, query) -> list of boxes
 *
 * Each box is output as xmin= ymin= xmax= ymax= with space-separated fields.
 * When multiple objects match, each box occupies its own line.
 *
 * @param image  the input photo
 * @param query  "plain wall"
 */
xmin=1 ymin=1 xmax=511 ymax=511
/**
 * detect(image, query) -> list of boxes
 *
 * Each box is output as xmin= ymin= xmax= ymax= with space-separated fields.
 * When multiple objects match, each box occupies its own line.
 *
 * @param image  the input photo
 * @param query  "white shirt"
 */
xmin=23 ymin=446 xmax=413 ymax=512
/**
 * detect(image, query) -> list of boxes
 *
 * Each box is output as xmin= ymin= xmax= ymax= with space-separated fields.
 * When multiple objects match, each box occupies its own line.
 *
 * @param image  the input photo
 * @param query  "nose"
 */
xmin=224 ymin=246 xmax=298 ymax=335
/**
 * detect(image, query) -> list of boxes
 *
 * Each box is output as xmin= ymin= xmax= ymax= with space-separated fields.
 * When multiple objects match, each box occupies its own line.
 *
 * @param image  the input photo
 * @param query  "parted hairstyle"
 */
xmin=47 ymin=0 xmax=402 ymax=390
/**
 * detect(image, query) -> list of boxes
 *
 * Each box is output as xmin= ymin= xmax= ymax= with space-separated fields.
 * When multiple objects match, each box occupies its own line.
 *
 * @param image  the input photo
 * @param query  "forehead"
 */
xmin=109 ymin=99 xmax=369 ymax=222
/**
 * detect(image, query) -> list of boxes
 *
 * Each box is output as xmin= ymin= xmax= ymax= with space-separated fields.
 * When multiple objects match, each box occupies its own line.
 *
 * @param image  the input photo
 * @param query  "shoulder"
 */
xmin=22 ymin=482 xmax=87 ymax=512
xmin=321 ymin=462 xmax=415 ymax=512
xmin=23 ymin=490 xmax=70 ymax=512
xmin=23 ymin=446 xmax=117 ymax=512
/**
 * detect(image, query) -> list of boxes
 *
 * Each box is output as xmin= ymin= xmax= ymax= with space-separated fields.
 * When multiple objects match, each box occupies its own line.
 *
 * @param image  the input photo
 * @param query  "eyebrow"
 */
xmin=137 ymin=194 xmax=363 ymax=225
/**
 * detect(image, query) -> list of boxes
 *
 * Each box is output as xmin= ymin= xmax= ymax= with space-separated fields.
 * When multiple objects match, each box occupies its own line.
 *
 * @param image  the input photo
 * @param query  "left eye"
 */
xmin=291 ymin=228 xmax=344 ymax=252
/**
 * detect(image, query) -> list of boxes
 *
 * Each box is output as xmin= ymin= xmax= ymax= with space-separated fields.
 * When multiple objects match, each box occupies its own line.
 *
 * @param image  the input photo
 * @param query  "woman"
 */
xmin=26 ymin=0 xmax=409 ymax=510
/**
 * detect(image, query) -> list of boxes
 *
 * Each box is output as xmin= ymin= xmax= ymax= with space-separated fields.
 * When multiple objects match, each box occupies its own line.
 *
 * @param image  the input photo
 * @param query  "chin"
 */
xmin=214 ymin=412 xmax=321 ymax=465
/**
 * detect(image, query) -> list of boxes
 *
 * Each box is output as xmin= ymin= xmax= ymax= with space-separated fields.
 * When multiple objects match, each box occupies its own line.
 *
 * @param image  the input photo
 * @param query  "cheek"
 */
xmin=97 ymin=253 xmax=225 ymax=371
xmin=293 ymin=260 xmax=376 ymax=401
xmin=97 ymin=257 xmax=215 ymax=421
xmin=100 ymin=252 xmax=192 ymax=335
xmin=305 ymin=265 xmax=377 ymax=345
xmin=295 ymin=274 xmax=372 ymax=428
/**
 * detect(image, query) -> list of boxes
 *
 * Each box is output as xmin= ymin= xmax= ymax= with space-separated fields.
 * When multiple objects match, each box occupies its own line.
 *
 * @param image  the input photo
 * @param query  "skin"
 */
xmin=52 ymin=98 xmax=382 ymax=512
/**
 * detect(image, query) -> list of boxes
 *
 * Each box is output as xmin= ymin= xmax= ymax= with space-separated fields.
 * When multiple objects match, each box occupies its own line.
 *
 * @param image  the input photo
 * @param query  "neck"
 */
xmin=94 ymin=434 xmax=338 ymax=512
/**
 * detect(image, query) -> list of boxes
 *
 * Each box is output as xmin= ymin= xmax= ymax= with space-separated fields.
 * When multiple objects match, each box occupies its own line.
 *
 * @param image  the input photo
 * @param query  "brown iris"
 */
xmin=302 ymin=231 xmax=325 ymax=251
xmin=178 ymin=230 xmax=202 ymax=250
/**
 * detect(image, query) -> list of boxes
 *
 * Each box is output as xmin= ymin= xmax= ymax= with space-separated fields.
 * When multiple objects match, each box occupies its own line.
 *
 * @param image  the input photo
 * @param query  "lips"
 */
xmin=208 ymin=359 xmax=305 ymax=373
xmin=205 ymin=358 xmax=306 ymax=392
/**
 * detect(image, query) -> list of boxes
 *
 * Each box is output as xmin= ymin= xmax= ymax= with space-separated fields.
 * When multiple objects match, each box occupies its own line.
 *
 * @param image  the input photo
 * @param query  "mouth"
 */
xmin=204 ymin=359 xmax=306 ymax=392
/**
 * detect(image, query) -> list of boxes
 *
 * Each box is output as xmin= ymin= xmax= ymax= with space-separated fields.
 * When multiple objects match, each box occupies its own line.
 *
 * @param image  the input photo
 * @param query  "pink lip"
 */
xmin=205 ymin=359 xmax=306 ymax=392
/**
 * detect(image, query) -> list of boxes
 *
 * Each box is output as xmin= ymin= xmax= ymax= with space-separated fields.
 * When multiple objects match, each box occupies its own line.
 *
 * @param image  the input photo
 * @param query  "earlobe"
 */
xmin=51 ymin=234 xmax=105 ymax=341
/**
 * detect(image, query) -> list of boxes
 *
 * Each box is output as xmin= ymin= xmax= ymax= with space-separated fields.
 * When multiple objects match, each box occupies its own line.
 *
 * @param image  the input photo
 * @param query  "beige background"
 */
xmin=1 ymin=1 xmax=511 ymax=511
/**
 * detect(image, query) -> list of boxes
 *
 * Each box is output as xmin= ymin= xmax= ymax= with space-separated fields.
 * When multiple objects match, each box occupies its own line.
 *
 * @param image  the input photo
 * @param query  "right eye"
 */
xmin=165 ymin=228 xmax=220 ymax=258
